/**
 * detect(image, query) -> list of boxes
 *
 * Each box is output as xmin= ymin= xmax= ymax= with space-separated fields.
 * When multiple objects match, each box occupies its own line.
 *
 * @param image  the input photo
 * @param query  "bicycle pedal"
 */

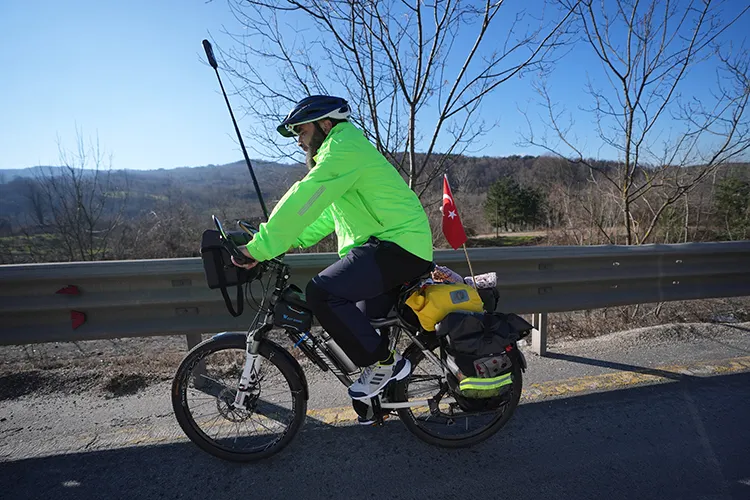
xmin=367 ymin=414 xmax=389 ymax=427
xmin=370 ymin=396 xmax=386 ymax=426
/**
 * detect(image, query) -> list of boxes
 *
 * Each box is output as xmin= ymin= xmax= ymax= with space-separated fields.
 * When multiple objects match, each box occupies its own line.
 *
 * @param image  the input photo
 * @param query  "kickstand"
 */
xmin=370 ymin=396 xmax=386 ymax=426
xmin=428 ymin=384 xmax=449 ymax=416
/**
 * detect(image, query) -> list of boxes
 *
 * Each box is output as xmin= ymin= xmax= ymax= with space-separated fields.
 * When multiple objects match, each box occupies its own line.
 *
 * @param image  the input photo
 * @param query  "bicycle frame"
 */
xmin=229 ymin=259 xmax=456 ymax=411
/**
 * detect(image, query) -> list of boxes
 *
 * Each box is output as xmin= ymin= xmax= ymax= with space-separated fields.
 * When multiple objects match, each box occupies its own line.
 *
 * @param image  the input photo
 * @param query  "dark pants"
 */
xmin=306 ymin=238 xmax=432 ymax=367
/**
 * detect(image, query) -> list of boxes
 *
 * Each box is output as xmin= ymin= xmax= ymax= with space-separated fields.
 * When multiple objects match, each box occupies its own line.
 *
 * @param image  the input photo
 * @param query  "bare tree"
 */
xmin=25 ymin=132 xmax=129 ymax=261
xmin=214 ymin=0 xmax=579 ymax=197
xmin=22 ymin=178 xmax=48 ymax=228
xmin=522 ymin=0 xmax=750 ymax=244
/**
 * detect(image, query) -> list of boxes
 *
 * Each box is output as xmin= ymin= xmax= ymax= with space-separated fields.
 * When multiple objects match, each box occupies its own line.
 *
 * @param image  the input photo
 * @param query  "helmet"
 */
xmin=277 ymin=95 xmax=351 ymax=137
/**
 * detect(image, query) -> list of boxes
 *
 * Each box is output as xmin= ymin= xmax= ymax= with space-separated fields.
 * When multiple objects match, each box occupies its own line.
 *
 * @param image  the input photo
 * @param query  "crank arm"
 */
xmin=379 ymin=397 xmax=457 ymax=410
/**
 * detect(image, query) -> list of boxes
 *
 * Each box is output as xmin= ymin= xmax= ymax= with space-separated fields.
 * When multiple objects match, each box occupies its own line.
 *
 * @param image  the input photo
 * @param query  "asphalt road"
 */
xmin=1 ymin=323 xmax=749 ymax=500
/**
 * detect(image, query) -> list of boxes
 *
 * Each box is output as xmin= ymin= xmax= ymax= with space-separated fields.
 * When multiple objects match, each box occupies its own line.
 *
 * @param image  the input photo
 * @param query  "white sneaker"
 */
xmin=348 ymin=351 xmax=411 ymax=401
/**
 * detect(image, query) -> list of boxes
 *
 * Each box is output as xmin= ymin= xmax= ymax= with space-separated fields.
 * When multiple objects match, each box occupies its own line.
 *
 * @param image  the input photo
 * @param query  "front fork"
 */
xmin=232 ymin=324 xmax=268 ymax=408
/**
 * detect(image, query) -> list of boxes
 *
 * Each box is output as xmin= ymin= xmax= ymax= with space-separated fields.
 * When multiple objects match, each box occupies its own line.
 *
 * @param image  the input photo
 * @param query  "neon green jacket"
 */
xmin=246 ymin=122 xmax=433 ymax=262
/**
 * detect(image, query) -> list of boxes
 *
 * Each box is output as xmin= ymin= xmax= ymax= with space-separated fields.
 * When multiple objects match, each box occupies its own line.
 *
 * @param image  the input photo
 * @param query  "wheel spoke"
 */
xmin=173 ymin=341 xmax=305 ymax=460
xmin=395 ymin=338 xmax=522 ymax=443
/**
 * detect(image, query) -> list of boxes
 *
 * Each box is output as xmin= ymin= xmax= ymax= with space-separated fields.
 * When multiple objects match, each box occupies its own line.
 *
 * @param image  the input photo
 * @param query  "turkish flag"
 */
xmin=442 ymin=175 xmax=467 ymax=249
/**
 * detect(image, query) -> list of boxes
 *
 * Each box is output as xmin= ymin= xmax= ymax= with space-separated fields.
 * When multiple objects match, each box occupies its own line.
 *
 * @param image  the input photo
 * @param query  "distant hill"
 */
xmin=3 ymin=155 xmax=747 ymax=233
xmin=0 ymin=154 xmax=539 ymax=222
xmin=0 ymin=166 xmax=61 ymax=182
xmin=0 ymin=160 xmax=307 ymax=223
xmin=0 ymin=159 xmax=301 ymax=182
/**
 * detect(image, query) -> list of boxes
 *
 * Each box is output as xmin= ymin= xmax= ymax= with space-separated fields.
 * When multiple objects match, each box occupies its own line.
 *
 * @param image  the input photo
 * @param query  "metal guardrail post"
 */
xmin=531 ymin=312 xmax=548 ymax=356
xmin=186 ymin=333 xmax=203 ymax=350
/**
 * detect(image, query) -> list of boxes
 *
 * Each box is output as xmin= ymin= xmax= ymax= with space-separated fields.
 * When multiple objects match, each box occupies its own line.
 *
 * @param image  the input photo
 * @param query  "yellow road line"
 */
xmin=309 ymin=406 xmax=359 ymax=423
xmin=309 ymin=355 xmax=750 ymax=425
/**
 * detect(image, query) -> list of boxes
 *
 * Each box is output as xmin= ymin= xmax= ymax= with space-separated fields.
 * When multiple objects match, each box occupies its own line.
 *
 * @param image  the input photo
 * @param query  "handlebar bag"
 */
xmin=200 ymin=229 xmax=252 ymax=317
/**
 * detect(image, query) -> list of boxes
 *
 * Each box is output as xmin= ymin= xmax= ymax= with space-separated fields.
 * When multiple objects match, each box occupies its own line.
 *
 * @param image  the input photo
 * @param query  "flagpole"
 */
xmin=461 ymin=243 xmax=477 ymax=288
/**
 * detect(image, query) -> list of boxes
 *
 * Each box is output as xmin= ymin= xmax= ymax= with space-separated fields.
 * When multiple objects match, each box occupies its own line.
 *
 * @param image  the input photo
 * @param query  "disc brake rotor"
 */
xmin=215 ymin=386 xmax=260 ymax=422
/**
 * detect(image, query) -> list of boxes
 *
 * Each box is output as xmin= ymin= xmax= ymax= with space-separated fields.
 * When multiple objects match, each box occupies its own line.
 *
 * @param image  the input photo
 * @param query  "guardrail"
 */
xmin=1 ymin=241 xmax=749 ymax=355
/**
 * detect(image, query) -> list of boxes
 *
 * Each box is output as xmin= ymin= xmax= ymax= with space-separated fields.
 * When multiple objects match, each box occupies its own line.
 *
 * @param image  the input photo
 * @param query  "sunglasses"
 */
xmin=286 ymin=124 xmax=302 ymax=136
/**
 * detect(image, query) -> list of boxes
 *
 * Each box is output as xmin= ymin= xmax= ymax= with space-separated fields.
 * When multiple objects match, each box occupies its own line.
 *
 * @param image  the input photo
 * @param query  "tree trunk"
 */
xmin=623 ymin=197 xmax=632 ymax=246
xmin=683 ymin=193 xmax=690 ymax=243
xmin=408 ymin=109 xmax=417 ymax=191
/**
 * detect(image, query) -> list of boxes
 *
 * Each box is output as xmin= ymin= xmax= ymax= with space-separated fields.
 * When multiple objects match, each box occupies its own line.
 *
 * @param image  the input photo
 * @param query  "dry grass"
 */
xmin=0 ymin=330 xmax=309 ymax=400
xmin=0 ymin=337 xmax=187 ymax=400
xmin=546 ymin=297 xmax=750 ymax=341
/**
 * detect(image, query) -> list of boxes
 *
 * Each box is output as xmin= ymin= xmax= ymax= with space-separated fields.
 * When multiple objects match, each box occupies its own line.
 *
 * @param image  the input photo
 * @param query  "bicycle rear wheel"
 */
xmin=172 ymin=335 xmax=307 ymax=462
xmin=392 ymin=336 xmax=522 ymax=448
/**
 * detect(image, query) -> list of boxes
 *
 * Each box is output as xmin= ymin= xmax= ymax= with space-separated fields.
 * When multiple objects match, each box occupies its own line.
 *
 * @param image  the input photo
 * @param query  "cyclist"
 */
xmin=232 ymin=95 xmax=433 ymax=408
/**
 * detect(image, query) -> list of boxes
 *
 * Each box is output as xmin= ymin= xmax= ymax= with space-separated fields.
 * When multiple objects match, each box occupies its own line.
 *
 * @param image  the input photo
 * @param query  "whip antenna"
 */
xmin=202 ymin=39 xmax=269 ymax=221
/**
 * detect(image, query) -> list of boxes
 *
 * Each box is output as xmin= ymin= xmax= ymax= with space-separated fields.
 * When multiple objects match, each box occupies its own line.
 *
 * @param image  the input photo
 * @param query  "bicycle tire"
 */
xmin=172 ymin=335 xmax=307 ymax=462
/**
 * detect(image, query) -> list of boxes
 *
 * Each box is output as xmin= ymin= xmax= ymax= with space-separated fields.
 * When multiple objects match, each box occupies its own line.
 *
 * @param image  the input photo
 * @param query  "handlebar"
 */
xmin=212 ymin=215 xmax=256 ymax=267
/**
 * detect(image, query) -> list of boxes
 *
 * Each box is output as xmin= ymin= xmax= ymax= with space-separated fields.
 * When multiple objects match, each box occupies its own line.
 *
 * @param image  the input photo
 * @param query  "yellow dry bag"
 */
xmin=405 ymin=283 xmax=484 ymax=331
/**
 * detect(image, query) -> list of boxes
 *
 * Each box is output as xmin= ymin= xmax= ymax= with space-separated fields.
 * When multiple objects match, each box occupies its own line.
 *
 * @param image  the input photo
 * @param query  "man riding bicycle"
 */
xmin=232 ymin=95 xmax=434 ymax=409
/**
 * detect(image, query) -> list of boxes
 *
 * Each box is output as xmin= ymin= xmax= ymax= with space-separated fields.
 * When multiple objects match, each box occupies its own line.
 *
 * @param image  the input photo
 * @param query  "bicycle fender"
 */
xmin=514 ymin=344 xmax=527 ymax=372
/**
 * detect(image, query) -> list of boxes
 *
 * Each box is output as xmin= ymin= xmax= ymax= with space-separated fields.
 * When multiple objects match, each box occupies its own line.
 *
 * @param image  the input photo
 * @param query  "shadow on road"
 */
xmin=718 ymin=323 xmax=750 ymax=335
xmin=2 ymin=372 xmax=749 ymax=500
xmin=543 ymin=352 xmax=694 ymax=380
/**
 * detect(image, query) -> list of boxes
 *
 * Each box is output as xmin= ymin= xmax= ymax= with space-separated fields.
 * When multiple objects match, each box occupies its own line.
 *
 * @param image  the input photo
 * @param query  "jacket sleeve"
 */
xmin=245 ymin=139 xmax=360 ymax=261
xmin=294 ymin=206 xmax=335 ymax=248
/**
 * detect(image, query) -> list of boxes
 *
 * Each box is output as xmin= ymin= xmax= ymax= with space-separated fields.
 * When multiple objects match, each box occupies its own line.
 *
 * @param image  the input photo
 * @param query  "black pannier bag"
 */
xmin=200 ymin=229 xmax=254 ymax=317
xmin=435 ymin=312 xmax=533 ymax=399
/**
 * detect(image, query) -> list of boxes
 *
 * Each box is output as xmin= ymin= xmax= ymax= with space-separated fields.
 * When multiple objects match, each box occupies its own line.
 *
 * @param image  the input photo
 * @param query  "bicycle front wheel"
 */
xmin=172 ymin=335 xmax=307 ymax=462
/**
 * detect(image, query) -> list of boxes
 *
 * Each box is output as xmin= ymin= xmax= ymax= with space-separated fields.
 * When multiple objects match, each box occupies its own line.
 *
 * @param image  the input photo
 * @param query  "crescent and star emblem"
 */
xmin=443 ymin=194 xmax=457 ymax=218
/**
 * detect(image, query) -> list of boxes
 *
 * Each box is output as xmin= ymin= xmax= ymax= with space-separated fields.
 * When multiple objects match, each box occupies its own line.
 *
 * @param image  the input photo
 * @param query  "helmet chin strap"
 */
xmin=313 ymin=121 xmax=328 ymax=138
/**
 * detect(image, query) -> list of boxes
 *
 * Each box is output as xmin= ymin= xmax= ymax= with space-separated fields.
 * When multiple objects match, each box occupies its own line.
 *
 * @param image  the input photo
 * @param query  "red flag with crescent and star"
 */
xmin=442 ymin=174 xmax=467 ymax=249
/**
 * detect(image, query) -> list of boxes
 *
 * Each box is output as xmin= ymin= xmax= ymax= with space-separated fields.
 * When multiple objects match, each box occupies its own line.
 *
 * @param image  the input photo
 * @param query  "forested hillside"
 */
xmin=0 ymin=156 xmax=748 ymax=264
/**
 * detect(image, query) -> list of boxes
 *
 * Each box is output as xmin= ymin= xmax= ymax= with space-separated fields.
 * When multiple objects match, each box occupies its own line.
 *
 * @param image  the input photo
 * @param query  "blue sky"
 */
xmin=1 ymin=0 xmax=241 ymax=171
xmin=1 ymin=0 xmax=747 ymax=171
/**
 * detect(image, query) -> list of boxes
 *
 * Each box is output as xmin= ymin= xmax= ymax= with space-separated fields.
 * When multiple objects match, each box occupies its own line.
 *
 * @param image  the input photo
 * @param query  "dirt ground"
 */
xmin=0 ymin=328 xmax=317 ymax=402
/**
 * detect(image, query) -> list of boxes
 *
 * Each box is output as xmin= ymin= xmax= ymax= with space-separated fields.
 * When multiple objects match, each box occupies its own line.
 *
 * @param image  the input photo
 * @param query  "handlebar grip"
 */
xmin=231 ymin=252 xmax=255 ymax=266
xmin=224 ymin=240 xmax=256 ymax=267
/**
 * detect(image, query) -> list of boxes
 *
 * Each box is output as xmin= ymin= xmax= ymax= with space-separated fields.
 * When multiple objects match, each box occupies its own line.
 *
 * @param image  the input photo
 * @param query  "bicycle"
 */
xmin=171 ymin=216 xmax=529 ymax=462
